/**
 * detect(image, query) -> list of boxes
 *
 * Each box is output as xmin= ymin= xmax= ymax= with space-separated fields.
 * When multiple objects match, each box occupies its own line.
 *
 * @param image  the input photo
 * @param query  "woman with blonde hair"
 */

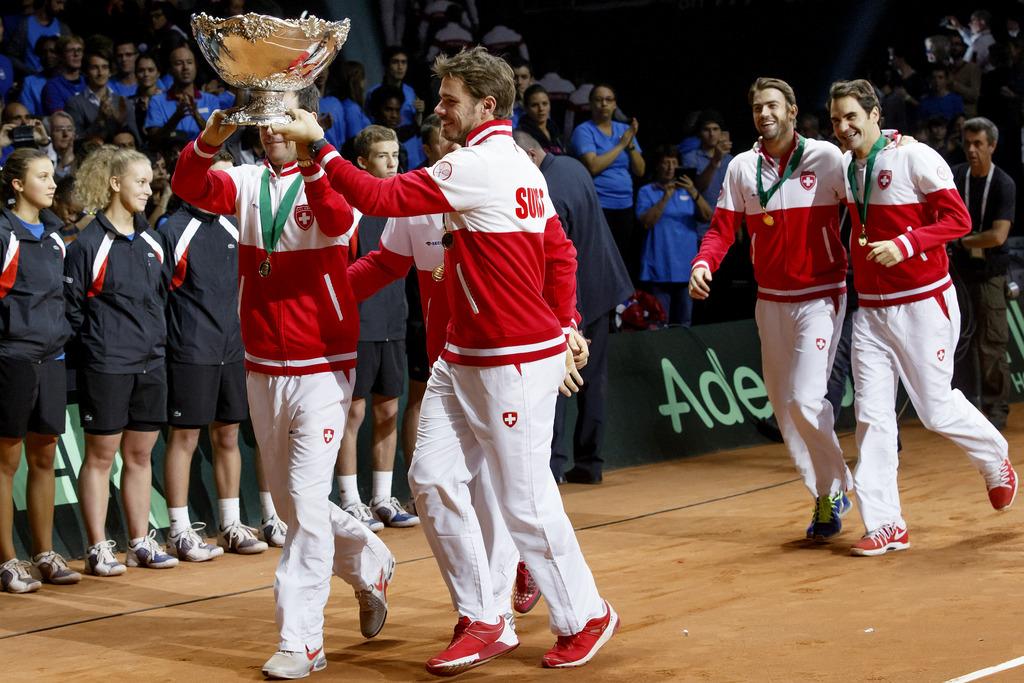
xmin=64 ymin=146 xmax=177 ymax=576
xmin=0 ymin=148 xmax=80 ymax=593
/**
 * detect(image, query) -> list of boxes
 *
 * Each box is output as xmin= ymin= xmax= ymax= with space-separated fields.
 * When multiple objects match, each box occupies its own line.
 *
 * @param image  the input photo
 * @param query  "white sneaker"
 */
xmin=262 ymin=647 xmax=327 ymax=679
xmin=355 ymin=554 xmax=395 ymax=638
xmin=169 ymin=522 xmax=225 ymax=561
xmin=344 ymin=502 xmax=383 ymax=533
xmin=85 ymin=539 xmax=126 ymax=577
xmin=126 ymin=530 xmax=179 ymax=569
xmin=370 ymin=496 xmax=420 ymax=528
xmin=260 ymin=515 xmax=287 ymax=548
xmin=32 ymin=550 xmax=82 ymax=584
xmin=1 ymin=558 xmax=41 ymax=593
xmin=219 ymin=520 xmax=269 ymax=555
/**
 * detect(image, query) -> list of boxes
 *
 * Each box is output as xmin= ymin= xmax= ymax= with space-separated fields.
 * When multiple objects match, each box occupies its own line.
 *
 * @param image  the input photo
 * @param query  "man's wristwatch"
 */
xmin=308 ymin=137 xmax=328 ymax=158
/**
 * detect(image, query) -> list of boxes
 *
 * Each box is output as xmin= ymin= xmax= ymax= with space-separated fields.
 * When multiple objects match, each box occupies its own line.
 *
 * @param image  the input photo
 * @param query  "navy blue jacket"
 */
xmin=0 ymin=208 xmax=70 ymax=361
xmin=540 ymin=154 xmax=633 ymax=325
xmin=64 ymin=212 xmax=168 ymax=373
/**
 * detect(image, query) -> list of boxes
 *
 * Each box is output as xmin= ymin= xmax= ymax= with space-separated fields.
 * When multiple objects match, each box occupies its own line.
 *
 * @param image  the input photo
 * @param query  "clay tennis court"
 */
xmin=3 ymin=417 xmax=1022 ymax=682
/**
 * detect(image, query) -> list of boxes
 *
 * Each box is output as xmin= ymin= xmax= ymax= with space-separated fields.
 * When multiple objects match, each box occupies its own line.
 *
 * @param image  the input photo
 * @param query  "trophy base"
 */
xmin=223 ymin=90 xmax=293 ymax=126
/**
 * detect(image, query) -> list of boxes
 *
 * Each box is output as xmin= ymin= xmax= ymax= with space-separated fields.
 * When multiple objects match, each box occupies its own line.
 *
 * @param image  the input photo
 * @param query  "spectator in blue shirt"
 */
xmin=365 ymin=46 xmax=422 ymax=128
xmin=108 ymin=39 xmax=138 ymax=98
xmin=571 ymin=83 xmax=645 ymax=283
xmin=4 ymin=0 xmax=67 ymax=76
xmin=340 ymin=60 xmax=372 ymax=145
xmin=18 ymin=35 xmax=59 ymax=116
xmin=314 ymin=67 xmax=348 ymax=151
xmin=369 ymin=84 xmax=425 ymax=171
xmin=40 ymin=33 xmax=84 ymax=115
xmin=636 ymin=146 xmax=712 ymax=327
xmin=145 ymin=44 xmax=223 ymax=144
xmin=680 ymin=110 xmax=733 ymax=234
xmin=918 ymin=66 xmax=965 ymax=122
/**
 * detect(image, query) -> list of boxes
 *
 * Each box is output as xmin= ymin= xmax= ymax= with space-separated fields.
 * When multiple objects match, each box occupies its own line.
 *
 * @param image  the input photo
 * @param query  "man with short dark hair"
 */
xmin=40 ymin=33 xmax=84 ymax=115
xmin=681 ymin=110 xmax=733 ymax=231
xmin=828 ymin=79 xmax=1015 ymax=557
xmin=951 ymin=117 xmax=1016 ymax=429
xmin=64 ymin=49 xmax=128 ymax=141
xmin=109 ymin=39 xmax=138 ymax=97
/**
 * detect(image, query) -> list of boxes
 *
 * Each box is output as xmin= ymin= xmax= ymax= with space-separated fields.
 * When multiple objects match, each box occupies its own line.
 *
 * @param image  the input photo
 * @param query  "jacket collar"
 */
xmin=465 ymin=119 xmax=513 ymax=147
xmin=0 ymin=207 xmax=62 ymax=241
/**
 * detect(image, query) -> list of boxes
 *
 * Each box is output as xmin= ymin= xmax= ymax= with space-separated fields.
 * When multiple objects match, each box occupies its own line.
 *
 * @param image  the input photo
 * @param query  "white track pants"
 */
xmin=755 ymin=296 xmax=850 ymax=497
xmin=852 ymin=289 xmax=1008 ymax=531
xmin=409 ymin=355 xmax=605 ymax=636
xmin=247 ymin=370 xmax=393 ymax=652
xmin=468 ymin=452 xmax=519 ymax=609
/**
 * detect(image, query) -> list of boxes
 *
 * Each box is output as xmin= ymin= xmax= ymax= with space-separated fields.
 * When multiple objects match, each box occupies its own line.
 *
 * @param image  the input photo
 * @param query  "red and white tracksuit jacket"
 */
xmin=172 ymin=138 xmax=359 ymax=375
xmin=313 ymin=119 xmax=579 ymax=366
xmin=841 ymin=133 xmax=971 ymax=307
xmin=693 ymin=136 xmax=848 ymax=303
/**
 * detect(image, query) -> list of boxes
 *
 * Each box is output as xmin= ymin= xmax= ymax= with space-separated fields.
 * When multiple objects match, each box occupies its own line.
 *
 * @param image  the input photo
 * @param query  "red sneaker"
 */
xmin=850 ymin=523 xmax=910 ymax=556
xmin=512 ymin=561 xmax=541 ymax=614
xmin=541 ymin=601 xmax=619 ymax=669
xmin=985 ymin=459 xmax=1018 ymax=511
xmin=425 ymin=615 xmax=518 ymax=677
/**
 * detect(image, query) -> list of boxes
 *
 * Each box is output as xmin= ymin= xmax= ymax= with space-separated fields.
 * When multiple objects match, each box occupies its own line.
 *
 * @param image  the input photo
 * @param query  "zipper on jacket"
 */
xmin=750 ymin=233 xmax=756 ymax=266
xmin=821 ymin=226 xmax=834 ymax=263
xmin=237 ymin=275 xmax=246 ymax=320
xmin=455 ymin=263 xmax=479 ymax=314
xmin=323 ymin=273 xmax=344 ymax=321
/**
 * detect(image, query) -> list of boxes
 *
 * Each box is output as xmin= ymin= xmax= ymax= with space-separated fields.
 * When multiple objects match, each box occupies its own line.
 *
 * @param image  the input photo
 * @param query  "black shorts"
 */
xmin=79 ymin=366 xmax=167 ymax=435
xmin=167 ymin=360 xmax=248 ymax=428
xmin=0 ymin=357 xmax=66 ymax=438
xmin=354 ymin=340 xmax=406 ymax=399
xmin=406 ymin=321 xmax=430 ymax=383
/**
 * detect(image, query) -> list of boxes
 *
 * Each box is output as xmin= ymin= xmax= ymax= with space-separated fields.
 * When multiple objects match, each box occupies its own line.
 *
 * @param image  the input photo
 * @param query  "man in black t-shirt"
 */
xmin=951 ymin=117 xmax=1016 ymax=429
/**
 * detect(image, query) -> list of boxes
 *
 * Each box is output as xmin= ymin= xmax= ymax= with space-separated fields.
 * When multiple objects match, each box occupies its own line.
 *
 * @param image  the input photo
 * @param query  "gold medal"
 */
xmin=259 ymin=257 xmax=271 ymax=277
xmin=858 ymin=230 xmax=868 ymax=248
xmin=431 ymin=264 xmax=445 ymax=282
xmin=762 ymin=212 xmax=775 ymax=226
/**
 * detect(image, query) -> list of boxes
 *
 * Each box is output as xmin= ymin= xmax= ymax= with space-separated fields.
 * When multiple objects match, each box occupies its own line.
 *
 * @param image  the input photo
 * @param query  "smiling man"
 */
xmin=272 ymin=46 xmax=615 ymax=675
xmin=689 ymin=77 xmax=853 ymax=543
xmin=828 ymin=79 xmax=1016 ymax=557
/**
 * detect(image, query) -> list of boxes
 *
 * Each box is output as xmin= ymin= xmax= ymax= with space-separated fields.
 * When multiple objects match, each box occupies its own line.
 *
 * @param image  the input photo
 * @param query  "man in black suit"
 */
xmin=514 ymin=130 xmax=633 ymax=484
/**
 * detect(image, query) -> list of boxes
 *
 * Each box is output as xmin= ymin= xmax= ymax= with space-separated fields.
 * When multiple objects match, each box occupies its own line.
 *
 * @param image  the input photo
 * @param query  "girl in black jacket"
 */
xmin=64 ymin=146 xmax=177 ymax=576
xmin=0 ymin=148 xmax=81 ymax=593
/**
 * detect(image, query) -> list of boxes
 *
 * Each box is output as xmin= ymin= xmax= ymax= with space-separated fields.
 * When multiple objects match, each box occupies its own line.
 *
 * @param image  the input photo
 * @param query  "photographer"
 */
xmin=637 ymin=145 xmax=711 ymax=327
xmin=0 ymin=102 xmax=50 ymax=164
xmin=951 ymin=117 xmax=1016 ymax=430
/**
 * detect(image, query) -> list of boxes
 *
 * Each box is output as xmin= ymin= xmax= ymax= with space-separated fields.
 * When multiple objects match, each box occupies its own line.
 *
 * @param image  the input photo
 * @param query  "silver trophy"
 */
xmin=191 ymin=12 xmax=350 ymax=126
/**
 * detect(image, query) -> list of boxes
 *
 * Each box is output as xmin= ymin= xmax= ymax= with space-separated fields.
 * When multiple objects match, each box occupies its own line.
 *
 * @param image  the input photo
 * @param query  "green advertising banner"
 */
xmin=13 ymin=300 xmax=1024 ymax=560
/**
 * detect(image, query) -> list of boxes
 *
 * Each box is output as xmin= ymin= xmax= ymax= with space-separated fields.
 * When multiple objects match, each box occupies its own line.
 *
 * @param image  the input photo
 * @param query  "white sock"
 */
xmin=259 ymin=491 xmax=276 ymax=522
xmin=339 ymin=474 xmax=361 ymax=508
xmin=129 ymin=536 xmax=146 ymax=547
xmin=219 ymin=498 xmax=240 ymax=529
xmin=168 ymin=507 xmax=190 ymax=536
xmin=370 ymin=470 xmax=393 ymax=505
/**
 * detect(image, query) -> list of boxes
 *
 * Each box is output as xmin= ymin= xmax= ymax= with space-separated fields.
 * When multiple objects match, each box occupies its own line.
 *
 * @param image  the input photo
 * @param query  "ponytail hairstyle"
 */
xmin=0 ymin=148 xmax=51 ymax=206
xmin=74 ymin=145 xmax=151 ymax=213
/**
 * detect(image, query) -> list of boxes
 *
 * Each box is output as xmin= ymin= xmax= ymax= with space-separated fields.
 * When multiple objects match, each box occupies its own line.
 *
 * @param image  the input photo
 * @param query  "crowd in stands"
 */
xmin=0 ymin=0 xmax=1019 ymax=590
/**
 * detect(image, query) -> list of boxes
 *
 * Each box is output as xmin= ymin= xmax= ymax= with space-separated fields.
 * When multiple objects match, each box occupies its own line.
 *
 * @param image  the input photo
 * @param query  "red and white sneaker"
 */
xmin=850 ymin=523 xmax=910 ymax=556
xmin=985 ymin=459 xmax=1018 ymax=511
xmin=424 ymin=615 xmax=518 ymax=677
xmin=512 ymin=561 xmax=541 ymax=614
xmin=541 ymin=601 xmax=619 ymax=669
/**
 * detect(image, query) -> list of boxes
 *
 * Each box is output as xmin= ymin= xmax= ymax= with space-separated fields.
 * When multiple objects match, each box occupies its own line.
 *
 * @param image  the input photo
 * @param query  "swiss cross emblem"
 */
xmin=294 ymin=204 xmax=314 ymax=230
xmin=502 ymin=412 xmax=518 ymax=428
xmin=800 ymin=171 xmax=816 ymax=190
xmin=323 ymin=428 xmax=335 ymax=444
xmin=877 ymin=170 xmax=893 ymax=190
xmin=815 ymin=337 xmax=826 ymax=350
xmin=936 ymin=348 xmax=945 ymax=362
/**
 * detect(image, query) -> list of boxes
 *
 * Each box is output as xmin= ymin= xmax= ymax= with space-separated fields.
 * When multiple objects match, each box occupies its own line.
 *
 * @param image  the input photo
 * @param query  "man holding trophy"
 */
xmin=173 ymin=14 xmax=395 ymax=680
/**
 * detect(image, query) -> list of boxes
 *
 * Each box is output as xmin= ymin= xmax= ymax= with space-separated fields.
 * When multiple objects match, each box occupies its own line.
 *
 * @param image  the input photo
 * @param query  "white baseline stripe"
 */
xmin=945 ymin=655 xmax=1024 ymax=683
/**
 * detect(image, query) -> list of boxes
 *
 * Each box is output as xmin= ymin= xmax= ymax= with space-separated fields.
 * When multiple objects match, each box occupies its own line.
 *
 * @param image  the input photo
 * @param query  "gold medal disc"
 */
xmin=259 ymin=258 xmax=271 ymax=277
xmin=431 ymin=264 xmax=445 ymax=282
xmin=762 ymin=213 xmax=775 ymax=226
xmin=858 ymin=234 xmax=868 ymax=247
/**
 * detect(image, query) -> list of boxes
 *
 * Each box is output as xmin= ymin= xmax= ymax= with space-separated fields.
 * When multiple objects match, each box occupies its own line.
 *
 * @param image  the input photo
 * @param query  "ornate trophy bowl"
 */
xmin=192 ymin=12 xmax=350 ymax=126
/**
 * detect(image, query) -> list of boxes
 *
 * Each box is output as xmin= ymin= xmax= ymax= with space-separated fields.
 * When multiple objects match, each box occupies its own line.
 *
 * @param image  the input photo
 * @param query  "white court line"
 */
xmin=945 ymin=656 xmax=1024 ymax=683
